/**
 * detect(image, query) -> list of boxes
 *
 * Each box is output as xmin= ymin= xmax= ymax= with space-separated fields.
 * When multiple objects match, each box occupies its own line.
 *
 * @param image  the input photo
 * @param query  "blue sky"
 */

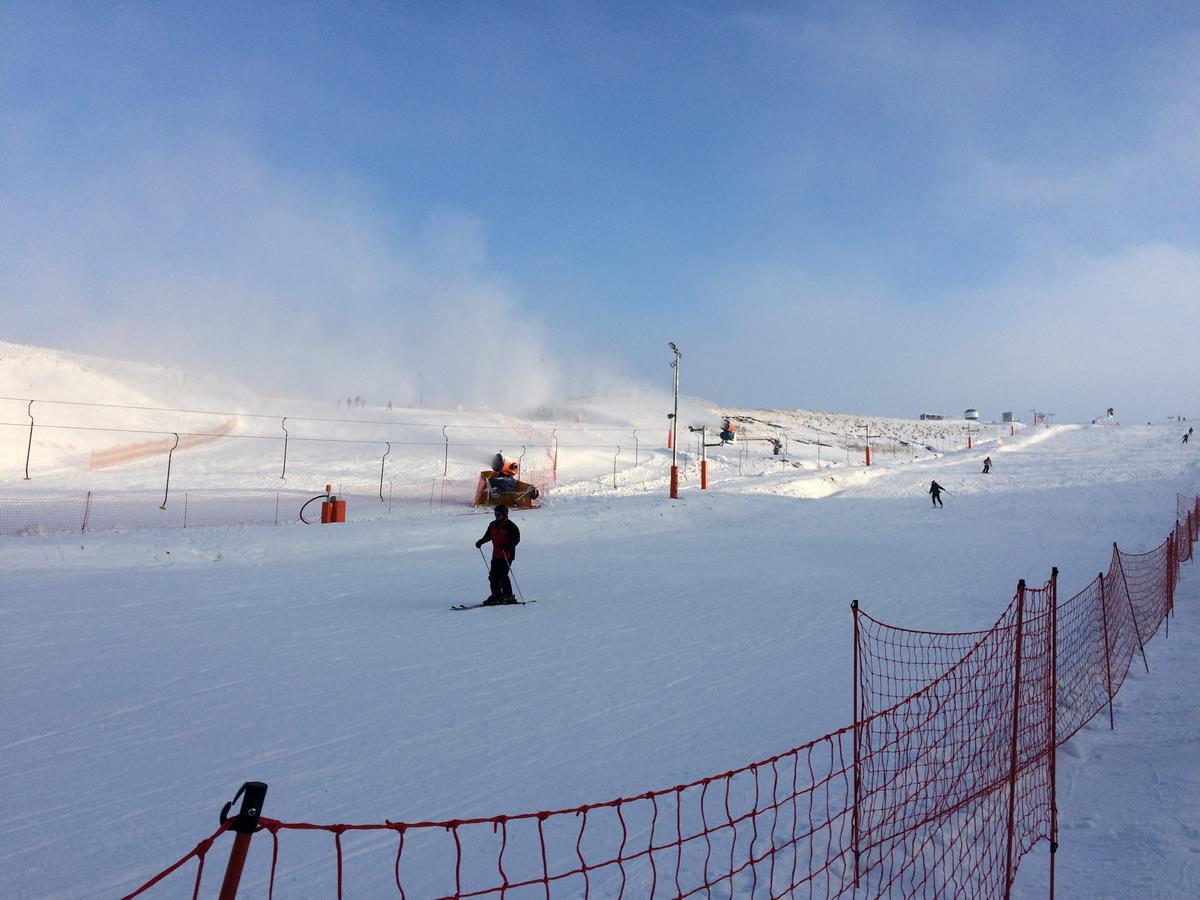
xmin=2 ymin=1 xmax=1198 ymax=421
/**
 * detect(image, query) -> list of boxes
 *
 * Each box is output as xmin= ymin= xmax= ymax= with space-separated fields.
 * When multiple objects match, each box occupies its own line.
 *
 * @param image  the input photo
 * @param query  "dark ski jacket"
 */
xmin=479 ymin=518 xmax=521 ymax=561
xmin=929 ymin=481 xmax=945 ymax=496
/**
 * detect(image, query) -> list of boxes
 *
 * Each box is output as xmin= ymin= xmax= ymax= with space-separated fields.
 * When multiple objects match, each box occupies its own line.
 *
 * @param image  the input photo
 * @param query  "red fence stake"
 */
xmin=217 ymin=782 xmax=268 ymax=900
xmin=1003 ymin=579 xmax=1027 ymax=900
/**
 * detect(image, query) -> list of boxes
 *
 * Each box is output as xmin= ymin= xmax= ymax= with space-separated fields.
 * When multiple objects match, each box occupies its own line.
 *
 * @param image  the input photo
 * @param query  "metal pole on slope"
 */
xmin=160 ymin=433 xmax=180 ymax=511
xmin=280 ymin=417 xmax=289 ymax=480
xmin=668 ymin=342 xmax=681 ymax=499
xmin=851 ymin=599 xmax=862 ymax=888
xmin=1048 ymin=567 xmax=1059 ymax=900
xmin=1098 ymin=572 xmax=1115 ymax=730
xmin=1003 ymin=580 xmax=1028 ymax=900
xmin=379 ymin=442 xmax=390 ymax=502
xmin=24 ymin=400 xmax=34 ymax=480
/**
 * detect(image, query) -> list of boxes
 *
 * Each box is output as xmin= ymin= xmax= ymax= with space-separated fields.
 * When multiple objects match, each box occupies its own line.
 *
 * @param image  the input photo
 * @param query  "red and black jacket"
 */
xmin=480 ymin=518 xmax=521 ymax=561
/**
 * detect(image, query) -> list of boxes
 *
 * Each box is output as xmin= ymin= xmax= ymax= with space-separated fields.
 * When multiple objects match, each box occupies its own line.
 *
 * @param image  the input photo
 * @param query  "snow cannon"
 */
xmin=474 ymin=470 xmax=541 ymax=510
xmin=719 ymin=417 xmax=737 ymax=444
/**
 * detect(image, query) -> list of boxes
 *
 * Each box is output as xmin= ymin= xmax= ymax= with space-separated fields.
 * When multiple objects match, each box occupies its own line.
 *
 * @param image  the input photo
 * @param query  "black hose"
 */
xmin=299 ymin=493 xmax=327 ymax=525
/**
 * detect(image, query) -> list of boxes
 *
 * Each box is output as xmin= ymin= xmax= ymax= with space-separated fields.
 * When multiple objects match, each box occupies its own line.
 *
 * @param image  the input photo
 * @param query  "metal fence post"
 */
xmin=851 ymin=599 xmax=862 ymax=888
xmin=1048 ymin=568 xmax=1059 ymax=899
xmin=1003 ymin=579 xmax=1027 ymax=900
xmin=24 ymin=400 xmax=34 ymax=479
xmin=160 ymin=433 xmax=180 ymax=510
xmin=280 ymin=417 xmax=289 ymax=480
xmin=1098 ymin=573 xmax=1114 ymax=729
xmin=379 ymin=442 xmax=390 ymax=502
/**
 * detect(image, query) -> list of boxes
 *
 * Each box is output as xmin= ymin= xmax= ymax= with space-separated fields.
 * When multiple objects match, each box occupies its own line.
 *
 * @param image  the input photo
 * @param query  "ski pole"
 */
xmin=506 ymin=554 xmax=524 ymax=602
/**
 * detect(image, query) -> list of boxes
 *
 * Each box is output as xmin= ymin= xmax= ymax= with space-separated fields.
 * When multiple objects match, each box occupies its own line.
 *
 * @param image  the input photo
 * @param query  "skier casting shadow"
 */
xmin=982 ymin=456 xmax=992 ymax=474
xmin=476 ymin=504 xmax=521 ymax=605
xmin=929 ymin=480 xmax=946 ymax=508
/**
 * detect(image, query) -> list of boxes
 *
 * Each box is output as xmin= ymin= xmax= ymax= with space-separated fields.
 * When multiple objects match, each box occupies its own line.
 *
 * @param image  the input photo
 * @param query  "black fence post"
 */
xmin=379 ymin=442 xmax=390 ymax=501
xmin=24 ymin=400 xmax=34 ymax=480
xmin=160 ymin=434 xmax=180 ymax=511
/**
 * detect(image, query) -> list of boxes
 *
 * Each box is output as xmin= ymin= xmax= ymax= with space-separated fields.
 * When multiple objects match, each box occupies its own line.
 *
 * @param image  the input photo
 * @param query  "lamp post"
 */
xmin=668 ymin=342 xmax=681 ymax=499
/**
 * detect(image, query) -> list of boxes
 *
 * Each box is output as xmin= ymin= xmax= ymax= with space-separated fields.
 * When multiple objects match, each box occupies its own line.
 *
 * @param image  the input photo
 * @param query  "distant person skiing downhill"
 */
xmin=1186 ymin=431 xmax=1191 ymax=444
xmin=929 ymin=480 xmax=945 ymax=507
xmin=982 ymin=456 xmax=992 ymax=474
xmin=475 ymin=504 xmax=521 ymax=605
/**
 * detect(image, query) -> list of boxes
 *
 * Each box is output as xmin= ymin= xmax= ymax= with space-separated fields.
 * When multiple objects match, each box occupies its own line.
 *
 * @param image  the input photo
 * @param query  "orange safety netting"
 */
xmin=120 ymin=494 xmax=1198 ymax=899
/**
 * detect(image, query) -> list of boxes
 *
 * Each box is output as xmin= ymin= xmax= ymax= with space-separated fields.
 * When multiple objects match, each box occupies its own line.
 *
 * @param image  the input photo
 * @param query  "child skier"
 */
xmin=475 ymin=504 xmax=521 ymax=604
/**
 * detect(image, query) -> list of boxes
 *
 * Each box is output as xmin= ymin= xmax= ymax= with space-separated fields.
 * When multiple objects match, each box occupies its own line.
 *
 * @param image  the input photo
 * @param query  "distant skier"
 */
xmin=929 ymin=480 xmax=945 ymax=507
xmin=475 ymin=504 xmax=521 ymax=605
xmin=1186 ymin=432 xmax=1191 ymax=444
xmin=982 ymin=456 xmax=992 ymax=474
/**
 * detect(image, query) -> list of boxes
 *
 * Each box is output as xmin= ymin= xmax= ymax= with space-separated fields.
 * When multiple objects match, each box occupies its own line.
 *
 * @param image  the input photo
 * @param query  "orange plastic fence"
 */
xmin=88 ymin=418 xmax=238 ymax=469
xmin=117 ymin=493 xmax=1197 ymax=899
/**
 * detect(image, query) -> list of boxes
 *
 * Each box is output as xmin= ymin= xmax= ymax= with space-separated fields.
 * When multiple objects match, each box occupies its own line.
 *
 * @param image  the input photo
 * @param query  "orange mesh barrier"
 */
xmin=88 ymin=418 xmax=237 ymax=469
xmin=110 ymin=493 xmax=1199 ymax=898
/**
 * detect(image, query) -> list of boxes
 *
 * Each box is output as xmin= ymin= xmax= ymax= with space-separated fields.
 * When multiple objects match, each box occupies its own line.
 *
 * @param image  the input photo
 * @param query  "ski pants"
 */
xmin=931 ymin=493 xmax=943 ymax=507
xmin=488 ymin=557 xmax=514 ymax=600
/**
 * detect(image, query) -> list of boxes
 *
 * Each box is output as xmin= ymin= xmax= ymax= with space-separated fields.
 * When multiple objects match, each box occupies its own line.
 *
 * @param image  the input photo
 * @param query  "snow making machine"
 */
xmin=473 ymin=456 xmax=541 ymax=510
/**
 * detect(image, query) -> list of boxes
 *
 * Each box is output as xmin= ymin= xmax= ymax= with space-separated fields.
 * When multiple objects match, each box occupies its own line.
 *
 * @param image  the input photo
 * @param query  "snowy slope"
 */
xmin=1 ymin=343 xmax=1197 ymax=897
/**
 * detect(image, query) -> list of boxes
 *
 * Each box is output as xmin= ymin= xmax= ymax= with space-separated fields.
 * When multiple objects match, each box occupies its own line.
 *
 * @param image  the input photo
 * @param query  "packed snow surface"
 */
xmin=1 ymin=343 xmax=1197 ymax=897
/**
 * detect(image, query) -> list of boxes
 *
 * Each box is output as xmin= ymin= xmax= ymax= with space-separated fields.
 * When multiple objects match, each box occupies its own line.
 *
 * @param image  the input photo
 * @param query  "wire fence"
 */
xmin=121 ymin=494 xmax=1199 ymax=898
xmin=0 ymin=478 xmax=517 ymax=536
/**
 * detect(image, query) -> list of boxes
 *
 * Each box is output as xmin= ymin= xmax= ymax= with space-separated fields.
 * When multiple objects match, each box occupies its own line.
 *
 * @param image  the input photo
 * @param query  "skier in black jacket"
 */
xmin=476 ymin=504 xmax=521 ymax=604
xmin=929 ymin=480 xmax=945 ymax=507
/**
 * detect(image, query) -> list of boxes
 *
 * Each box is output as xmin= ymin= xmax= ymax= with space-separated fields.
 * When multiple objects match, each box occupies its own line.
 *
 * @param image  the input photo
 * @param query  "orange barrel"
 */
xmin=332 ymin=498 xmax=347 ymax=523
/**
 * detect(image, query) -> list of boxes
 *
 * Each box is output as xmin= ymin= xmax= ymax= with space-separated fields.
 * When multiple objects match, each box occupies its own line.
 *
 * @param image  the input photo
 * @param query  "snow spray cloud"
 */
xmin=0 ymin=139 xmax=587 ymax=412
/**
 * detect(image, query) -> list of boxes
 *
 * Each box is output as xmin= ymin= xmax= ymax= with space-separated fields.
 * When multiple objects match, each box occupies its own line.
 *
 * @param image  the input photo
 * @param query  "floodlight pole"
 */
xmin=668 ymin=342 xmax=681 ymax=499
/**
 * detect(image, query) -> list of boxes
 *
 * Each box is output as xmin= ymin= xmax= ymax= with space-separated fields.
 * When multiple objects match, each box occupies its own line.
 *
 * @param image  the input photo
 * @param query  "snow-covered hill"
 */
xmin=2 ymin=342 xmax=1197 ymax=897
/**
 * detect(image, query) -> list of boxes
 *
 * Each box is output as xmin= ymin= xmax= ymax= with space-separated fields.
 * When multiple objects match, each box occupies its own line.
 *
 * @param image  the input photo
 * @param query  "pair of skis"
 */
xmin=450 ymin=599 xmax=536 ymax=611
xmin=455 ymin=545 xmax=531 ymax=610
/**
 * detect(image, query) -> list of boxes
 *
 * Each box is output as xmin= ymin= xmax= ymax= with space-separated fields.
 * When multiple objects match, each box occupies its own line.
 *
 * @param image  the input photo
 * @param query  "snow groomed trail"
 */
xmin=2 ymin=421 xmax=1198 ymax=897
